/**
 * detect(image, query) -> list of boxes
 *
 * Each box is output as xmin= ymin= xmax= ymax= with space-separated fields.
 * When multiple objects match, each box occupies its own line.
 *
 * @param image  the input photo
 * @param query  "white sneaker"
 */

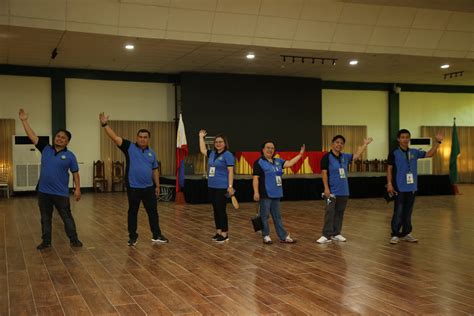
xmin=402 ymin=234 xmax=418 ymax=242
xmin=280 ymin=234 xmax=296 ymax=244
xmin=390 ymin=236 xmax=400 ymax=244
xmin=263 ymin=236 xmax=273 ymax=244
xmin=316 ymin=236 xmax=332 ymax=244
xmin=331 ymin=235 xmax=347 ymax=242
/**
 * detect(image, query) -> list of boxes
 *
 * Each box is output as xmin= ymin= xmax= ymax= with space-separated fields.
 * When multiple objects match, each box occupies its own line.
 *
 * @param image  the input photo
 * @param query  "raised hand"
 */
xmin=199 ymin=129 xmax=207 ymax=138
xmin=364 ymin=137 xmax=373 ymax=145
xmin=435 ymin=131 xmax=444 ymax=142
xmin=99 ymin=112 xmax=109 ymax=125
xmin=19 ymin=109 xmax=28 ymax=121
xmin=299 ymin=144 xmax=306 ymax=155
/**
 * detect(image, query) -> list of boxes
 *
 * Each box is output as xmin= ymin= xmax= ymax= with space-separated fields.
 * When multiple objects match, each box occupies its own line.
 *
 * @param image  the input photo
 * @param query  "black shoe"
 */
xmin=128 ymin=238 xmax=138 ymax=246
xmin=215 ymin=235 xmax=229 ymax=243
xmin=151 ymin=235 xmax=169 ymax=243
xmin=212 ymin=233 xmax=220 ymax=241
xmin=70 ymin=240 xmax=83 ymax=247
xmin=36 ymin=242 xmax=51 ymax=250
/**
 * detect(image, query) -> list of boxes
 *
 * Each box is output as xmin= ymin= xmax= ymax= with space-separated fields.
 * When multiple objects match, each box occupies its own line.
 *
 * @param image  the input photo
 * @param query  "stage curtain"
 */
xmin=0 ymin=119 xmax=15 ymax=194
xmin=322 ymin=125 xmax=368 ymax=167
xmin=100 ymin=120 xmax=176 ymax=189
xmin=421 ymin=126 xmax=474 ymax=183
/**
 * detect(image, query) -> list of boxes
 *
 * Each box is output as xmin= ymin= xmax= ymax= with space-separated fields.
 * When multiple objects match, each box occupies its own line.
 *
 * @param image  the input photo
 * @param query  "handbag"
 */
xmin=251 ymin=203 xmax=263 ymax=232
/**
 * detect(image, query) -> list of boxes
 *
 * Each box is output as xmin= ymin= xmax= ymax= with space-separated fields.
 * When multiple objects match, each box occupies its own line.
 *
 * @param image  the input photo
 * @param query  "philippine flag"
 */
xmin=176 ymin=113 xmax=188 ymax=192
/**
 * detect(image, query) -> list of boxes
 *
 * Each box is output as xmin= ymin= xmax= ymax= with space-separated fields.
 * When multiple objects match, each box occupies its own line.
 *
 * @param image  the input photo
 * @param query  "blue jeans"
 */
xmin=391 ymin=191 xmax=416 ymax=237
xmin=259 ymin=198 xmax=288 ymax=241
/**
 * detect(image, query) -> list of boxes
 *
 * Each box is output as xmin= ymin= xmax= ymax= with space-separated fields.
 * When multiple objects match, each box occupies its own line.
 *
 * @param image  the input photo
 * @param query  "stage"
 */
xmin=161 ymin=173 xmax=453 ymax=204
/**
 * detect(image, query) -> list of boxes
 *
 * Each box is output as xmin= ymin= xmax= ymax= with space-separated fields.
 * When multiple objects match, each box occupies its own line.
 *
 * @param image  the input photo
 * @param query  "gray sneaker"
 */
xmin=402 ymin=234 xmax=418 ymax=242
xmin=390 ymin=236 xmax=400 ymax=244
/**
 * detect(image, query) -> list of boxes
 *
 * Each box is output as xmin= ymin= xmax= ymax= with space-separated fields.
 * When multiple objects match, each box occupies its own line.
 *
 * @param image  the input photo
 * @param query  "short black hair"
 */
xmin=261 ymin=140 xmax=276 ymax=157
xmin=332 ymin=135 xmax=345 ymax=143
xmin=137 ymin=129 xmax=151 ymax=137
xmin=55 ymin=129 xmax=72 ymax=141
xmin=397 ymin=129 xmax=411 ymax=138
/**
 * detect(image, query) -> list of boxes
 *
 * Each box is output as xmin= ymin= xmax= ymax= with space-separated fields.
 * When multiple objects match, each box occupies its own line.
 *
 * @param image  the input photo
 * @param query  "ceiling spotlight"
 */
xmin=332 ymin=59 xmax=336 ymax=66
xmin=441 ymin=64 xmax=450 ymax=69
xmin=246 ymin=53 xmax=255 ymax=59
xmin=283 ymin=56 xmax=286 ymax=62
xmin=125 ymin=44 xmax=135 ymax=50
xmin=349 ymin=60 xmax=358 ymax=65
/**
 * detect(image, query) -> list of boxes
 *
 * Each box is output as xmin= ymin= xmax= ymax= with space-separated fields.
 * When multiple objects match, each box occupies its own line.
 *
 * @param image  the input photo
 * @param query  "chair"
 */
xmin=93 ymin=160 xmax=108 ymax=193
xmin=111 ymin=161 xmax=125 ymax=192
xmin=0 ymin=167 xmax=9 ymax=198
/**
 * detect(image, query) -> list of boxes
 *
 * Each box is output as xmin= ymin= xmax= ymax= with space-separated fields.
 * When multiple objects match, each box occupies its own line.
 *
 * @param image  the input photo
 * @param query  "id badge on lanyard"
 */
xmin=209 ymin=166 xmax=216 ymax=177
xmin=275 ymin=175 xmax=282 ymax=186
xmin=339 ymin=168 xmax=346 ymax=179
xmin=405 ymin=150 xmax=414 ymax=184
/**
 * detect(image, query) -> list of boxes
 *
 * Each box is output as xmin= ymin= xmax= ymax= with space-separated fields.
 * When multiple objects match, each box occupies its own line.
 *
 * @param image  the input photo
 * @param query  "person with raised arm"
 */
xmin=253 ymin=141 xmax=305 ymax=245
xmin=19 ymin=108 xmax=83 ymax=250
xmin=316 ymin=135 xmax=373 ymax=244
xmin=100 ymin=112 xmax=168 ymax=247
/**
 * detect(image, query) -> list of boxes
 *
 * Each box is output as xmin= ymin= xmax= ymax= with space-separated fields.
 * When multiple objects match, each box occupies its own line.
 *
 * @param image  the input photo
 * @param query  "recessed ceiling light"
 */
xmin=441 ymin=64 xmax=450 ymax=69
xmin=349 ymin=60 xmax=358 ymax=65
xmin=246 ymin=53 xmax=255 ymax=59
xmin=125 ymin=44 xmax=135 ymax=50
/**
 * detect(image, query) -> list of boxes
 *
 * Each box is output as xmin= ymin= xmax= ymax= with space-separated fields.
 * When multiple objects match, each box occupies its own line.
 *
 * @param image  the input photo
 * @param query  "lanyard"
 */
xmin=210 ymin=150 xmax=224 ymax=166
xmin=401 ymin=147 xmax=412 ymax=172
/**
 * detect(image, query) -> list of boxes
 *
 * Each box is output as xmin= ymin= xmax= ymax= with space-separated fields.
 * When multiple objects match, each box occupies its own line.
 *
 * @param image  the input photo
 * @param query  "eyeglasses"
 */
xmin=215 ymin=141 xmax=225 ymax=144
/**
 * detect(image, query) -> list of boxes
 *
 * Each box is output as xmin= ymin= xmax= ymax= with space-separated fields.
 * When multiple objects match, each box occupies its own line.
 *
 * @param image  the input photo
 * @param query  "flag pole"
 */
xmin=450 ymin=117 xmax=460 ymax=195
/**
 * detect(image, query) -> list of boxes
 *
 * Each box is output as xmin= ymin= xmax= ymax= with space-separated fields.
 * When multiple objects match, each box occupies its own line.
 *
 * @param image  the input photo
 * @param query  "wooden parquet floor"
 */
xmin=0 ymin=185 xmax=473 ymax=315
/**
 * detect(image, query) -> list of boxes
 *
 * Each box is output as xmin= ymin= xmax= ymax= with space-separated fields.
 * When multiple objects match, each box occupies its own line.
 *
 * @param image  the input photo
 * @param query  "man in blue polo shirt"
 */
xmin=100 ymin=112 xmax=168 ymax=246
xmin=387 ymin=129 xmax=444 ymax=244
xmin=19 ymin=109 xmax=82 ymax=250
xmin=316 ymin=135 xmax=372 ymax=244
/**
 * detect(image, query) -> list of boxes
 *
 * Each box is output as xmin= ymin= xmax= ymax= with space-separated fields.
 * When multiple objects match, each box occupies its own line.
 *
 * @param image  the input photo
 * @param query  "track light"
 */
xmin=280 ymin=55 xmax=338 ymax=66
xmin=51 ymin=48 xmax=58 ymax=59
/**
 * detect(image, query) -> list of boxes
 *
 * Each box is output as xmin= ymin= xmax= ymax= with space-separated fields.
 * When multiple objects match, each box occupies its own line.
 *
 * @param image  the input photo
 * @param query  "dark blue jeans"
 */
xmin=391 ymin=191 xmax=416 ymax=237
xmin=260 ymin=198 xmax=287 ymax=241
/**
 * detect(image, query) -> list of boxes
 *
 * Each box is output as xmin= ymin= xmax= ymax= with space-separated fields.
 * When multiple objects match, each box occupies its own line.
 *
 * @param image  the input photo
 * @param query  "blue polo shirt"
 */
xmin=207 ymin=150 xmax=234 ymax=189
xmin=36 ymin=139 xmax=79 ymax=197
xmin=119 ymin=139 xmax=158 ymax=189
xmin=388 ymin=147 xmax=426 ymax=192
xmin=320 ymin=151 xmax=352 ymax=197
xmin=253 ymin=157 xmax=286 ymax=199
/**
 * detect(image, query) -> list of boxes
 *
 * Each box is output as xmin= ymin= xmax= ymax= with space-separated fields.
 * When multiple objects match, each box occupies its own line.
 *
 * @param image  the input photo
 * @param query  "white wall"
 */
xmin=400 ymin=92 xmax=474 ymax=137
xmin=0 ymin=75 xmax=51 ymax=136
xmin=66 ymin=79 xmax=175 ymax=187
xmin=322 ymin=89 xmax=388 ymax=159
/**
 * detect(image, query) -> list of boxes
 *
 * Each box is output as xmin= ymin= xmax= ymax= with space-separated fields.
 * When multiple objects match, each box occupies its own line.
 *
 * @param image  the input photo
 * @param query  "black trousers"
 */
xmin=208 ymin=188 xmax=228 ymax=232
xmin=127 ymin=186 xmax=161 ymax=240
xmin=38 ymin=192 xmax=79 ymax=243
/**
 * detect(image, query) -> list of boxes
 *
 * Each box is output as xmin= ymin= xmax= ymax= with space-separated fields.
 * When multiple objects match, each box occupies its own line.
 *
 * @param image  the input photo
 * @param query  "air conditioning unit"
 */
xmin=410 ymin=138 xmax=432 ymax=175
xmin=12 ymin=136 xmax=49 ymax=191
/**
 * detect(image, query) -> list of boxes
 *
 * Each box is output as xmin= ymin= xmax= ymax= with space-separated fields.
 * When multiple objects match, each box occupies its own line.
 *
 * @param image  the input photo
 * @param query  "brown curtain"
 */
xmin=322 ymin=125 xmax=368 ymax=160
xmin=0 ymin=119 xmax=15 ymax=193
xmin=421 ymin=126 xmax=474 ymax=183
xmin=100 ymin=120 xmax=176 ymax=189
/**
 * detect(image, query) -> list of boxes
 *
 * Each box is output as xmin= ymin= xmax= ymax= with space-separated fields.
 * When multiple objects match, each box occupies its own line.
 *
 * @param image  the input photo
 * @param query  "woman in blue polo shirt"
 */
xmin=316 ymin=135 xmax=373 ymax=244
xmin=252 ymin=141 xmax=305 ymax=245
xmin=199 ymin=130 xmax=235 ymax=243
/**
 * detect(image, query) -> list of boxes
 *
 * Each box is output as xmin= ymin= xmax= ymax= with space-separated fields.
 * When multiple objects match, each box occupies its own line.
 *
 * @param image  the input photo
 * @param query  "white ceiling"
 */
xmin=0 ymin=25 xmax=473 ymax=85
